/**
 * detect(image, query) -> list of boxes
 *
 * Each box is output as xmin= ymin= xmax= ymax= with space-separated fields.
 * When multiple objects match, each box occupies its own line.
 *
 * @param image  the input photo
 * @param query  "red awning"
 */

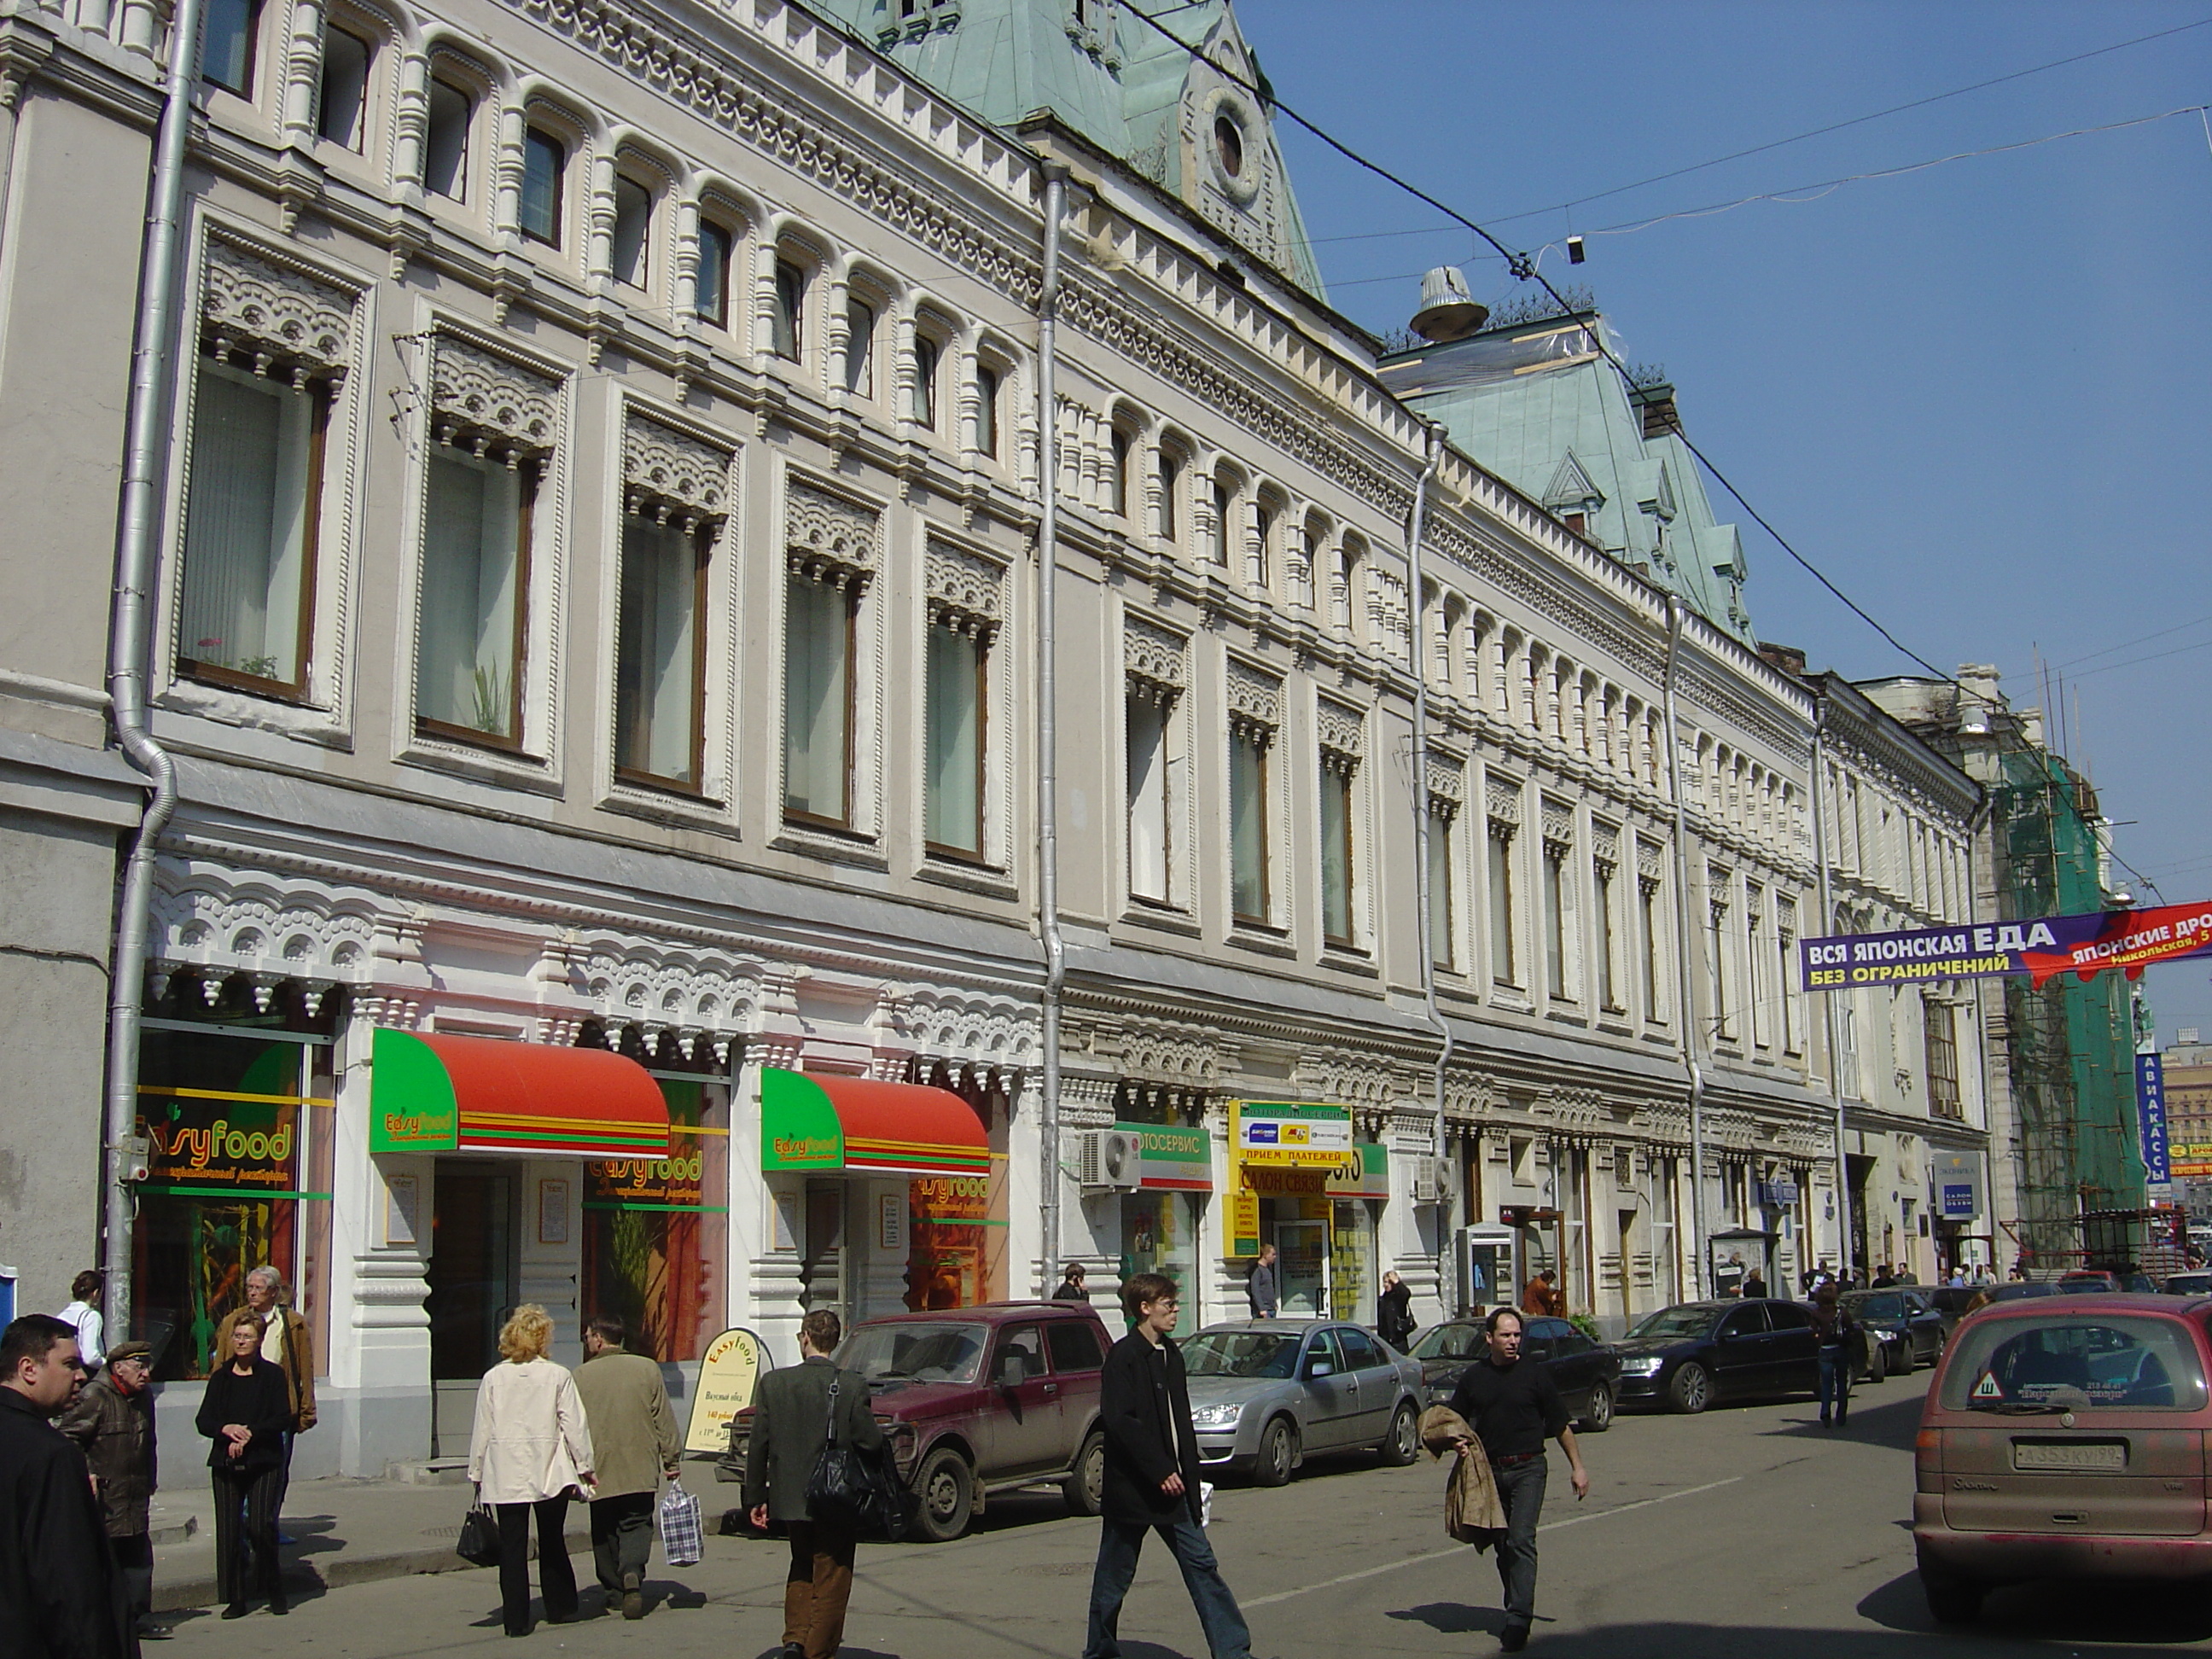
xmin=369 ymin=1029 xmax=669 ymax=1160
xmin=759 ymin=1068 xmax=991 ymax=1176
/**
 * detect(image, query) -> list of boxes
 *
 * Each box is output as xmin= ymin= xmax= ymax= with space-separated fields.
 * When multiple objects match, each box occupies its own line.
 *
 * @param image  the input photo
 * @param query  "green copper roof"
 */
xmin=814 ymin=0 xmax=1325 ymax=297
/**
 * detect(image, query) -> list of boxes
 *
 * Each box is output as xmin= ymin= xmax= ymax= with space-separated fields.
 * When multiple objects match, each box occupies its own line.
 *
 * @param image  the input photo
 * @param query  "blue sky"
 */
xmin=1243 ymin=0 xmax=2212 ymax=1044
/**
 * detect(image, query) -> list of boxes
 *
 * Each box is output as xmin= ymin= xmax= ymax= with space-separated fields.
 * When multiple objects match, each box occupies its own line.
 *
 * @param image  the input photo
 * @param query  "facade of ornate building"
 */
xmin=0 ymin=0 xmax=1982 ymax=1474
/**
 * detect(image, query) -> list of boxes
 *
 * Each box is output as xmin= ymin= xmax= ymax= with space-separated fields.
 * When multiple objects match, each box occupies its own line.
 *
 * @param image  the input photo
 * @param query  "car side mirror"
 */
xmin=1306 ymin=1359 xmax=1334 ymax=1379
xmin=997 ymin=1352 xmax=1030 ymax=1384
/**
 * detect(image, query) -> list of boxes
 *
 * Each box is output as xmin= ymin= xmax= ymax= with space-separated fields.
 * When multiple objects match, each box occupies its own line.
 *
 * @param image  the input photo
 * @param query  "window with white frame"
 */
xmin=1109 ymin=425 xmax=1133 ymax=518
xmin=910 ymin=329 xmax=941 ymax=429
xmin=783 ymin=481 xmax=879 ymax=830
xmin=1488 ymin=819 xmax=1518 ymax=987
xmin=1226 ymin=666 xmax=1280 ymax=928
xmin=1427 ymin=793 xmax=1458 ymax=969
xmin=1156 ymin=444 xmax=1183 ymax=546
xmin=200 ymin=0 xmax=263 ymax=94
xmin=1708 ymin=882 xmax=1733 ymax=1043
xmin=175 ymin=244 xmax=354 ymax=701
xmin=317 ymin=23 xmax=373 ymax=151
xmin=416 ymin=338 xmax=558 ymax=748
xmin=614 ymin=416 xmax=730 ymax=792
xmin=611 ymin=173 xmax=655 ymax=289
xmin=771 ymin=256 xmax=809 ymax=363
xmin=1594 ymin=849 xmax=1621 ymax=1012
xmin=1639 ymin=865 xmax=1665 ymax=1022
xmin=422 ymin=74 xmax=474 ymax=201
xmin=1542 ymin=831 xmax=1571 ymax=999
xmin=974 ymin=360 xmax=1001 ymax=457
xmin=923 ymin=542 xmax=1004 ymax=863
xmin=520 ymin=124 xmax=568 ymax=247
xmin=1925 ymin=998 xmax=1963 ymax=1119
xmin=1778 ymin=897 xmax=1802 ymax=1053
xmin=694 ymin=216 xmax=736 ymax=328
xmin=1746 ymin=888 xmax=1767 ymax=1049
xmin=1125 ymin=620 xmax=1187 ymax=909
xmin=1211 ymin=475 xmax=1234 ymax=568
xmin=842 ymin=295 xmax=877 ymax=397
xmin=1318 ymin=702 xmax=1363 ymax=948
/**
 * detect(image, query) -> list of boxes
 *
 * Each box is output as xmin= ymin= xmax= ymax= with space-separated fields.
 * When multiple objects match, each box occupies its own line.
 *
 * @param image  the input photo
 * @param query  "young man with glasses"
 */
xmin=1084 ymin=1274 xmax=1255 ymax=1659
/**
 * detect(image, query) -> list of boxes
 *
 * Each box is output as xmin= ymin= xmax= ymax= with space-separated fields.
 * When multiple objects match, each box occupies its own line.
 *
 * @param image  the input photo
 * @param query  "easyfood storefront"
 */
xmin=1223 ymin=1100 xmax=1391 ymax=1322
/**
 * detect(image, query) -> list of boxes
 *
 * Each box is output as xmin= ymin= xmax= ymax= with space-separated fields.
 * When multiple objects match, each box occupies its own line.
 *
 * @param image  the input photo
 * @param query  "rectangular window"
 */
xmin=317 ymin=25 xmax=371 ymax=150
xmin=200 ymin=0 xmax=260 ymax=94
xmin=772 ymin=259 xmax=806 ymax=361
xmin=422 ymin=77 xmax=471 ymax=201
xmin=1253 ymin=504 xmax=1273 ymax=587
xmin=1229 ymin=724 xmax=1270 ymax=923
xmin=1110 ymin=428 xmax=1132 ymax=517
xmin=783 ymin=573 xmax=853 ymax=824
xmin=911 ymin=335 xmax=940 ymax=428
xmin=1127 ymin=689 xmax=1172 ymax=904
xmin=695 ymin=220 xmax=732 ymax=327
xmin=1320 ymin=757 xmax=1355 ymax=946
xmin=841 ymin=300 xmax=876 ymax=396
xmin=417 ymin=450 xmax=531 ymax=743
xmin=924 ymin=620 xmax=986 ymax=859
xmin=582 ymin=1074 xmax=728 ymax=1363
xmin=1428 ymin=806 xmax=1455 ymax=969
xmin=1596 ymin=864 xmax=1620 ymax=1010
xmin=1158 ymin=451 xmax=1179 ymax=543
xmin=614 ymin=516 xmax=706 ymax=789
xmin=1747 ymin=905 xmax=1767 ymax=1048
xmin=1709 ymin=903 xmax=1732 ymax=1040
xmin=178 ymin=358 xmax=325 ymax=696
xmin=1212 ymin=480 xmax=1232 ymax=566
xmin=975 ymin=364 xmax=999 ymax=457
xmin=1488 ymin=824 xmax=1517 ymax=987
xmin=1926 ymin=1000 xmax=1963 ymax=1119
xmin=1778 ymin=900 xmax=1801 ymax=1052
xmin=1543 ymin=845 xmax=1569 ymax=998
xmin=611 ymin=176 xmax=652 ymax=288
xmin=520 ymin=127 xmax=564 ymax=247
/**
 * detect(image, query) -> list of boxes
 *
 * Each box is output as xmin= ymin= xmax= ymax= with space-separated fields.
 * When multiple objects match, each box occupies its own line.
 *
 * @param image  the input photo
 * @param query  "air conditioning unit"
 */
xmin=1411 ymin=1155 xmax=1448 ymax=1205
xmin=1074 ymin=1129 xmax=1143 ymax=1191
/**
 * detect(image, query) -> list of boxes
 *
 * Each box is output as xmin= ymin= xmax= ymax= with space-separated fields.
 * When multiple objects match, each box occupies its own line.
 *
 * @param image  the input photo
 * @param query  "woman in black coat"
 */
xmin=195 ymin=1311 xmax=294 ymax=1618
xmin=1377 ymin=1271 xmax=1415 ymax=1350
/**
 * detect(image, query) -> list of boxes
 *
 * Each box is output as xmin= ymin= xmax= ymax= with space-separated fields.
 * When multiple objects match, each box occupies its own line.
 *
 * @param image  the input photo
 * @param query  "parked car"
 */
xmin=1914 ymin=1293 xmax=2212 ymax=1622
xmin=1179 ymin=1320 xmax=1427 ymax=1487
xmin=1924 ymin=1286 xmax=1978 ymax=1332
xmin=1614 ymin=1299 xmax=1819 ymax=1414
xmin=1841 ymin=1289 xmax=1947 ymax=1377
xmin=2161 ymin=1272 xmax=2212 ymax=1296
xmin=1408 ymin=1317 xmax=1621 ymax=1432
xmin=719 ymin=1301 xmax=1113 ymax=1542
xmin=2057 ymin=1270 xmax=2127 ymax=1293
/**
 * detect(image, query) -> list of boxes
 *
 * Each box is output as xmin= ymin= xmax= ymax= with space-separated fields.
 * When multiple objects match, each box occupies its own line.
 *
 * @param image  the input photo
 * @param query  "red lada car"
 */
xmin=1915 ymin=1293 xmax=2212 ymax=1621
xmin=723 ymin=1301 xmax=1112 ymax=1542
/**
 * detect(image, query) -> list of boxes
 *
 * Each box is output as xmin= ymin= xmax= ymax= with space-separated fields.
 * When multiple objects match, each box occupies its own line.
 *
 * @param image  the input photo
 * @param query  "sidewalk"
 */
xmin=148 ymin=1473 xmax=729 ymax=1612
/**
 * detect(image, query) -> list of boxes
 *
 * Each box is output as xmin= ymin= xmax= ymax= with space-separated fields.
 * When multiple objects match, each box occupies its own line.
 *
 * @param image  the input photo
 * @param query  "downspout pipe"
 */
xmin=1035 ymin=162 xmax=1068 ymax=1293
xmin=1404 ymin=423 xmax=1451 ymax=1313
xmin=1808 ymin=689 xmax=1854 ymax=1282
xmin=102 ymin=0 xmax=206 ymax=1342
xmin=1661 ymin=596 xmax=1708 ymax=1299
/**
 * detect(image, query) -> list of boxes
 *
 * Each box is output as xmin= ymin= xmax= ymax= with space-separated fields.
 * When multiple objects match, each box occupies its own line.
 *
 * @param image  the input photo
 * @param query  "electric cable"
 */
xmin=2047 ymin=608 xmax=2212 ymax=673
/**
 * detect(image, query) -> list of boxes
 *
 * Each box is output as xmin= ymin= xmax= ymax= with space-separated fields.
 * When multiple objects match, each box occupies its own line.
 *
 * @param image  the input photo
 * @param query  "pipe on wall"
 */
xmin=1662 ymin=595 xmax=1708 ymax=1300
xmin=1034 ymin=161 xmax=1068 ymax=1293
xmin=1403 ymin=423 xmax=1452 ymax=1310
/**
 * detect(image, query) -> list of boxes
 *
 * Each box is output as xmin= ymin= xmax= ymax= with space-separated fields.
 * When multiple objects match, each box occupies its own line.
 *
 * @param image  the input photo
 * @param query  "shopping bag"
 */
xmin=659 ymin=1480 xmax=704 ymax=1567
xmin=455 ymin=1493 xmax=502 ymax=1569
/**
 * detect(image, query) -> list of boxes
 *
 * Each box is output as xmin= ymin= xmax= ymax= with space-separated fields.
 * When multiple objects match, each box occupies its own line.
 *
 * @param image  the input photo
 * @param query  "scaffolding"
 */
xmin=1992 ymin=748 xmax=2145 ymax=1268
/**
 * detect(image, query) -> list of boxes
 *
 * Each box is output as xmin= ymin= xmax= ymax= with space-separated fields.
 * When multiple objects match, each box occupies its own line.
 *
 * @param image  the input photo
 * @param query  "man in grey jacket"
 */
xmin=1246 ymin=1245 xmax=1278 ymax=1318
xmin=573 ymin=1318 xmax=680 ymax=1621
xmin=743 ymin=1312 xmax=884 ymax=1659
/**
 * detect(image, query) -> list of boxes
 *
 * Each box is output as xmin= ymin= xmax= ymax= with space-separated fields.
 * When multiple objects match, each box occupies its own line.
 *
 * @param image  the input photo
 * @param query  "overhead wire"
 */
xmin=2047 ymin=608 xmax=2212 ymax=673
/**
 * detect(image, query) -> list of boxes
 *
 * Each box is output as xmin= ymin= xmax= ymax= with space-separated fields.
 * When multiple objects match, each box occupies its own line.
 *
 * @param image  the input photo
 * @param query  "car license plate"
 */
xmin=2013 ymin=1441 xmax=2125 ymax=1471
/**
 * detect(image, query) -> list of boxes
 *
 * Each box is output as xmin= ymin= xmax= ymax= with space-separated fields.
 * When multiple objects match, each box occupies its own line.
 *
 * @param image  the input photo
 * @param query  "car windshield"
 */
xmin=1848 ymin=1293 xmax=1907 ymax=1320
xmin=2166 ymin=1275 xmax=2212 ymax=1295
xmin=1939 ymin=1314 xmax=2209 ymax=1412
xmin=838 ymin=1322 xmax=987 ymax=1385
xmin=1182 ymin=1330 xmax=1301 ymax=1379
xmin=1627 ymin=1306 xmax=1720 ymax=1342
xmin=1411 ymin=1324 xmax=1487 ymax=1362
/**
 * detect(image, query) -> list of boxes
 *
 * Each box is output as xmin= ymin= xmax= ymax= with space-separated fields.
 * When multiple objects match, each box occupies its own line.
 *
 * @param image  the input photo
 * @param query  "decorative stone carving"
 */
xmin=1637 ymin=838 xmax=1665 ymax=882
xmin=430 ymin=338 xmax=560 ymax=456
xmin=1486 ymin=778 xmax=1522 ymax=826
xmin=786 ymin=479 xmax=879 ymax=585
xmin=1541 ymin=800 xmax=1575 ymax=845
xmin=202 ymin=240 xmax=355 ymax=379
xmin=1316 ymin=699 xmax=1365 ymax=762
xmin=1427 ymin=754 xmax=1464 ymax=818
xmin=1225 ymin=661 xmax=1280 ymax=730
xmin=925 ymin=540 xmax=1005 ymax=635
xmin=623 ymin=413 xmax=733 ymax=524
xmin=1124 ymin=617 xmax=1188 ymax=697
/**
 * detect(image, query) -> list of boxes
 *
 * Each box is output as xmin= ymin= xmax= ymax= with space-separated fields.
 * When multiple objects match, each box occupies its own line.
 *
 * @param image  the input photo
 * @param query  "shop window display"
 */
xmin=1120 ymin=1191 xmax=1196 ymax=1337
xmin=583 ymin=1073 xmax=728 ymax=1361
xmin=905 ymin=1172 xmax=998 ymax=1310
xmin=133 ymin=1019 xmax=334 ymax=1381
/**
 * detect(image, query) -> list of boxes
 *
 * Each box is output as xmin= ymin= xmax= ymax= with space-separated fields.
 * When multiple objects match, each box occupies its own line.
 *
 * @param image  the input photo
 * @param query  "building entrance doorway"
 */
xmin=426 ymin=1160 xmax=519 ymax=1458
xmin=800 ymin=1179 xmax=849 ymax=1327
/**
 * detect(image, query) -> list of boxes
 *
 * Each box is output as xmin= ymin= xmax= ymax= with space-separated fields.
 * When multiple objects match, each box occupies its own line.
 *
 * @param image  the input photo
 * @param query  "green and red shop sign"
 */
xmin=1115 ymin=1121 xmax=1213 ymax=1191
xmin=368 ymin=1029 xmax=668 ymax=1159
xmin=759 ymin=1068 xmax=989 ymax=1177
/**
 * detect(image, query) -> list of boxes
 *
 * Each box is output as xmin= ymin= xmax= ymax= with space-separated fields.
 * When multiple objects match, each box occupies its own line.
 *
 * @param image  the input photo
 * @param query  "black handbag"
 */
xmin=456 ymin=1490 xmax=502 ymax=1569
xmin=803 ymin=1381 xmax=875 ymax=1531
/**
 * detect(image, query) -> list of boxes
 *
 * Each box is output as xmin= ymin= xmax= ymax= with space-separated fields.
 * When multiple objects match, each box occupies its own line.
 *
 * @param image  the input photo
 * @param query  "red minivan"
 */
xmin=1914 ymin=1293 xmax=2212 ymax=1621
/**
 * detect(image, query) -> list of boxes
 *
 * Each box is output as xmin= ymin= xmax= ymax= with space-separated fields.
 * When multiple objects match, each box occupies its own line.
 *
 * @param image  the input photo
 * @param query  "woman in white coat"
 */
xmin=469 ymin=1304 xmax=595 ymax=1636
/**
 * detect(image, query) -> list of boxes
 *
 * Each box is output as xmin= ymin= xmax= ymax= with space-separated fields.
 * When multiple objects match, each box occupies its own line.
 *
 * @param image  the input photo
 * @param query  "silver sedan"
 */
xmin=1181 ymin=1320 xmax=1426 ymax=1486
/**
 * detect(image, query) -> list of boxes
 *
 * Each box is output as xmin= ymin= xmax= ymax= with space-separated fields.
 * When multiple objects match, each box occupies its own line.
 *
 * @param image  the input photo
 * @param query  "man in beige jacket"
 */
xmin=573 ymin=1316 xmax=681 ymax=1620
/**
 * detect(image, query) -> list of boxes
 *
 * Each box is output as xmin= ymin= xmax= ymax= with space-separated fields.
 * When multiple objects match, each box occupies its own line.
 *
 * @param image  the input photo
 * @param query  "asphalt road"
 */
xmin=149 ymin=1371 xmax=2212 ymax=1657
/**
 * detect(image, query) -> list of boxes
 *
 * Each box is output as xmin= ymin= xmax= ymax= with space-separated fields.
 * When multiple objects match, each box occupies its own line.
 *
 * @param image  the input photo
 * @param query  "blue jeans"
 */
xmin=1817 ymin=1346 xmax=1853 ymax=1422
xmin=1491 ymin=1456 xmax=1548 ymax=1629
xmin=1084 ymin=1516 xmax=1252 ymax=1659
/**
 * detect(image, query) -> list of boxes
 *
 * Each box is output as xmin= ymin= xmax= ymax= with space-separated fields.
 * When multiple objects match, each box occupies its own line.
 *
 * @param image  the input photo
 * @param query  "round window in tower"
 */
xmin=1214 ymin=114 xmax=1245 ymax=179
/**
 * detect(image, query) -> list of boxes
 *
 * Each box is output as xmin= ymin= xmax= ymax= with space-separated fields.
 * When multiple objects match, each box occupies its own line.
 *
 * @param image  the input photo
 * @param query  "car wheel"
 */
xmin=1666 ymin=1363 xmax=1710 ymax=1415
xmin=1893 ymin=1341 xmax=1915 ymax=1378
xmin=1866 ymin=1342 xmax=1889 ymax=1385
xmin=911 ymin=1447 xmax=974 ymax=1542
xmin=1253 ymin=1417 xmax=1296 ymax=1487
xmin=1062 ymin=1431 xmax=1105 ymax=1517
xmin=1918 ymin=1557 xmax=1983 ymax=1625
xmin=1578 ymin=1381 xmax=1614 ymax=1433
xmin=1377 ymin=1401 xmax=1419 ymax=1466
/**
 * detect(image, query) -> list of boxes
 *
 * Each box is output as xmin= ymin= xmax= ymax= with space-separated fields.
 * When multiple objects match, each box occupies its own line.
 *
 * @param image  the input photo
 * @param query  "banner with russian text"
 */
xmin=1800 ymin=901 xmax=2212 ymax=992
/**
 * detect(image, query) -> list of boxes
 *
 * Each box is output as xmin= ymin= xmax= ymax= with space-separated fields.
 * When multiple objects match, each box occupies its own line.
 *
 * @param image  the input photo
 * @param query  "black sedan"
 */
xmin=1840 ymin=1288 xmax=1946 ymax=1378
xmin=1614 ymin=1299 xmax=1819 ymax=1414
xmin=1410 ymin=1316 xmax=1621 ymax=1432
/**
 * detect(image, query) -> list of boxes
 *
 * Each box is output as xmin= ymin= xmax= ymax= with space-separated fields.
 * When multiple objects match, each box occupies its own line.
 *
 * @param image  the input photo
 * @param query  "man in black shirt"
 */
xmin=1447 ymin=1307 xmax=1590 ymax=1652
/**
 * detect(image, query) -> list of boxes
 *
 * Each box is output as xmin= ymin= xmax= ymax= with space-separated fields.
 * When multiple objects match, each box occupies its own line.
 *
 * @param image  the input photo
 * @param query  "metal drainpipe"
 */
xmin=1661 ymin=596 xmax=1708 ymax=1299
xmin=1035 ymin=162 xmax=1068 ymax=1294
xmin=1404 ymin=423 xmax=1451 ymax=1313
xmin=102 ymin=0 xmax=207 ymax=1342
xmin=1808 ymin=690 xmax=1854 ymax=1283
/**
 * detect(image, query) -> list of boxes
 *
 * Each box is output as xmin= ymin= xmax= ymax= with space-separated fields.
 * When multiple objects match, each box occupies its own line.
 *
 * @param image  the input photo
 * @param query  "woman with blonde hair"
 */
xmin=195 ymin=1308 xmax=294 ymax=1617
xmin=469 ymin=1305 xmax=595 ymax=1635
